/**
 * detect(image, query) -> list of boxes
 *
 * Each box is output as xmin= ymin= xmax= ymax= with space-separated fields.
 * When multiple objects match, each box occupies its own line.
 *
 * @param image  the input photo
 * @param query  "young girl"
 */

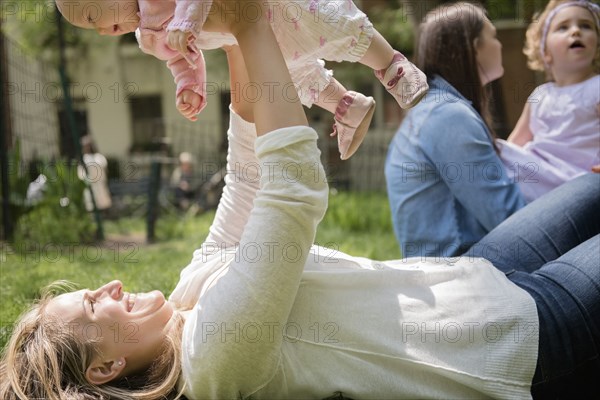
xmin=498 ymin=0 xmax=599 ymax=202
xmin=56 ymin=0 xmax=428 ymax=160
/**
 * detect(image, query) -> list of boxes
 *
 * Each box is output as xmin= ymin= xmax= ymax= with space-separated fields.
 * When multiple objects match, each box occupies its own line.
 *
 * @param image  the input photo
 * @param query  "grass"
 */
xmin=0 ymin=191 xmax=400 ymax=351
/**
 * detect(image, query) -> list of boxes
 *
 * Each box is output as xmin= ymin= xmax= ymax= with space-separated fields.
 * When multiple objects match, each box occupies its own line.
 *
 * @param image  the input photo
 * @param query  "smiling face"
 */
xmin=45 ymin=280 xmax=174 ymax=383
xmin=57 ymin=0 xmax=140 ymax=36
xmin=544 ymin=5 xmax=598 ymax=83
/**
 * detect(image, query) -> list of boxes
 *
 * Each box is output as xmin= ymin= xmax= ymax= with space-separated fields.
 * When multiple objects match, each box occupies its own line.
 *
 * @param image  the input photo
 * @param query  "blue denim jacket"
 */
xmin=385 ymin=76 xmax=526 ymax=258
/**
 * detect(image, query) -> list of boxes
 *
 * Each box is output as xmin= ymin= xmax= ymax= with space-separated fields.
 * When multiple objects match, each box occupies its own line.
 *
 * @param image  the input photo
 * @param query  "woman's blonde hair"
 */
xmin=0 ymin=281 xmax=185 ymax=400
xmin=524 ymin=0 xmax=600 ymax=79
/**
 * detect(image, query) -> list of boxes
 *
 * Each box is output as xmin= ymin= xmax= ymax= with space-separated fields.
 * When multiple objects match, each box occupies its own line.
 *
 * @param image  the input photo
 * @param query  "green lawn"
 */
xmin=0 ymin=191 xmax=400 ymax=350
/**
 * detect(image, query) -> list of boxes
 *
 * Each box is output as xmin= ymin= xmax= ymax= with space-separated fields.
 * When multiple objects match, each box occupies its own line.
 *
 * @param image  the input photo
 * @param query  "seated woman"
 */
xmin=1 ymin=5 xmax=599 ymax=400
xmin=385 ymin=2 xmax=526 ymax=258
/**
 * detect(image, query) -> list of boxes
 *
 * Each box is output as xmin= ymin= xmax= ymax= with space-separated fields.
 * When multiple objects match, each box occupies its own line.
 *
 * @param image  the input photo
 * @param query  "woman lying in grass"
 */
xmin=1 ymin=5 xmax=599 ymax=399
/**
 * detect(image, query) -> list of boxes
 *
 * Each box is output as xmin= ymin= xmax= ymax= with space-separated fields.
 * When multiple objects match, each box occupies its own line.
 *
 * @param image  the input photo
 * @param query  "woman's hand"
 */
xmin=177 ymin=89 xmax=202 ymax=122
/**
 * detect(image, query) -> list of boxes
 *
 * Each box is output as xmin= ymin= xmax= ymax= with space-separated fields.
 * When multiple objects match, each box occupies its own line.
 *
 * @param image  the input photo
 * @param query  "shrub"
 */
xmin=13 ymin=159 xmax=95 ymax=246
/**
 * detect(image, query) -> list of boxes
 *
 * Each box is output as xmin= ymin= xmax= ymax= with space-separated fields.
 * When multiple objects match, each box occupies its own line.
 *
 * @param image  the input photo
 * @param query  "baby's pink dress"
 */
xmin=137 ymin=0 xmax=374 ymax=109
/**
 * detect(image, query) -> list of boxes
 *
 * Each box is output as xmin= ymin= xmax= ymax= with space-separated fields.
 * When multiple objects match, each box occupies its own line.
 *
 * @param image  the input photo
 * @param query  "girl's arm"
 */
xmin=506 ymin=102 xmax=533 ymax=147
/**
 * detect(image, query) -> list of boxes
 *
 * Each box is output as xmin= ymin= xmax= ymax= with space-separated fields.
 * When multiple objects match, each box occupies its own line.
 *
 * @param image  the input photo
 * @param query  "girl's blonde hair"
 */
xmin=524 ymin=0 xmax=600 ymax=79
xmin=0 ymin=281 xmax=185 ymax=400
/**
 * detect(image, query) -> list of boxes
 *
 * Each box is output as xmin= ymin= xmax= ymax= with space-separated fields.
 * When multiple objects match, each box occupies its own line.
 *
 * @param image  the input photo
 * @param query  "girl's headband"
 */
xmin=540 ymin=1 xmax=600 ymax=62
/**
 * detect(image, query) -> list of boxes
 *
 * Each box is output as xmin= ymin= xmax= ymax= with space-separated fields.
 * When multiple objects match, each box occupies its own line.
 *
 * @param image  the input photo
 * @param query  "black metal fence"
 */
xmin=1 ymin=34 xmax=397 ymax=243
xmin=1 ymin=34 xmax=63 ymax=241
xmin=3 ymin=37 xmax=61 ymax=162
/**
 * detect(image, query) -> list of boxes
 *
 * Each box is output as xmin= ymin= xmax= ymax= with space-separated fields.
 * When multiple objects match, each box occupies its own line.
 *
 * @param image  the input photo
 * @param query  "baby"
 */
xmin=56 ymin=0 xmax=428 ymax=159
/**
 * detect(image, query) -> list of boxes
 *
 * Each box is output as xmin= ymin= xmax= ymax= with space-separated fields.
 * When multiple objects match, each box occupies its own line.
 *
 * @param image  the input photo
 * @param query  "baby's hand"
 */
xmin=167 ymin=30 xmax=198 ymax=68
xmin=177 ymin=89 xmax=202 ymax=122
xmin=167 ymin=29 xmax=192 ymax=54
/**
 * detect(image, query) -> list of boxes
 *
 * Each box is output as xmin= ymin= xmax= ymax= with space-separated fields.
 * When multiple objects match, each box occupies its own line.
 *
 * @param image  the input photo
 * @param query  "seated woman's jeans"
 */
xmin=465 ymin=173 xmax=600 ymax=397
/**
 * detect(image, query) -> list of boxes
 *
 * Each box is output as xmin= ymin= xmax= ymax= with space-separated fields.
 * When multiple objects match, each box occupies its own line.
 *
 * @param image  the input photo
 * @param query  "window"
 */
xmin=129 ymin=96 xmax=165 ymax=153
xmin=58 ymin=99 xmax=88 ymax=159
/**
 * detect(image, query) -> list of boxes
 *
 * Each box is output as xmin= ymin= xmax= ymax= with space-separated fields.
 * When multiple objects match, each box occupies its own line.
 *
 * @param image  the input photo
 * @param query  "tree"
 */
xmin=1 ymin=0 xmax=97 ymax=63
xmin=369 ymin=1 xmax=416 ymax=53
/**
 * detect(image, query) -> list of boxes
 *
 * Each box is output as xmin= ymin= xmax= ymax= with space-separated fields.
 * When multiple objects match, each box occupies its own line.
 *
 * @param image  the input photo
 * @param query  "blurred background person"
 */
xmin=170 ymin=151 xmax=196 ymax=210
xmin=78 ymin=135 xmax=112 ymax=215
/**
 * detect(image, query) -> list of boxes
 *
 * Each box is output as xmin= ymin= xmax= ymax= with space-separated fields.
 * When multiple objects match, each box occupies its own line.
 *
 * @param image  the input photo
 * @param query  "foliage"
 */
xmin=326 ymin=0 xmax=416 ymax=87
xmin=2 ymin=0 xmax=98 ymax=63
xmin=368 ymin=1 xmax=415 ymax=54
xmin=12 ymin=158 xmax=96 ymax=246
xmin=0 ymin=140 xmax=30 ymax=234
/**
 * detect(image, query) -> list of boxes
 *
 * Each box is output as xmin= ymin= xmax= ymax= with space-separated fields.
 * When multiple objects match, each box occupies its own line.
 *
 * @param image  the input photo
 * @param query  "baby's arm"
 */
xmin=136 ymin=29 xmax=207 ymax=119
xmin=507 ymin=102 xmax=534 ymax=147
xmin=166 ymin=0 xmax=214 ymax=56
xmin=176 ymin=90 xmax=202 ymax=122
xmin=166 ymin=52 xmax=207 ymax=120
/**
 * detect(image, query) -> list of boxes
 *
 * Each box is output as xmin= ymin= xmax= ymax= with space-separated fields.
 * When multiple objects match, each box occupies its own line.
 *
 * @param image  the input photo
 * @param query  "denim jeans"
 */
xmin=465 ymin=173 xmax=600 ymax=398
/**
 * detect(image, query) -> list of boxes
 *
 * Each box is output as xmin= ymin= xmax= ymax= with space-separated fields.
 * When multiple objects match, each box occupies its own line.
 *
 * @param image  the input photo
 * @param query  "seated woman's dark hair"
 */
xmin=416 ymin=2 xmax=498 ymax=141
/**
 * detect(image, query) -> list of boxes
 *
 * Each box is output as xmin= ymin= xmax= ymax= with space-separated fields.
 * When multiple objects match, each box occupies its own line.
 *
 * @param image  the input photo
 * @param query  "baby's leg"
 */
xmin=223 ymin=45 xmax=253 ymax=123
xmin=365 ymin=29 xmax=428 ymax=109
xmin=358 ymin=30 xmax=396 ymax=71
xmin=271 ymin=0 xmax=428 ymax=109
xmin=228 ymin=6 xmax=307 ymax=135
xmin=285 ymin=59 xmax=374 ymax=160
xmin=313 ymin=78 xmax=375 ymax=160
xmin=313 ymin=78 xmax=345 ymax=114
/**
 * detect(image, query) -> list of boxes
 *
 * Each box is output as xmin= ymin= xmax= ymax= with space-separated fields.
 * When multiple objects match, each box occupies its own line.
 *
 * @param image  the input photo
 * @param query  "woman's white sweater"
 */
xmin=170 ymin=109 xmax=539 ymax=400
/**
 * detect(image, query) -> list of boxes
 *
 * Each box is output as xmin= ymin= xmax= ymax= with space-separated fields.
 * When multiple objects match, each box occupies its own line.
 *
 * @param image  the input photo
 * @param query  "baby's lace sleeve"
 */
xmin=167 ymin=0 xmax=214 ymax=34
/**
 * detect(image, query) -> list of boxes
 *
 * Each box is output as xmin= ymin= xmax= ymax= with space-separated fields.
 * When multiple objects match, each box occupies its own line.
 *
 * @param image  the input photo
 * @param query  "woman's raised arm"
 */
xmin=200 ymin=46 xmax=260 ymax=248
xmin=179 ymin=12 xmax=329 ymax=398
